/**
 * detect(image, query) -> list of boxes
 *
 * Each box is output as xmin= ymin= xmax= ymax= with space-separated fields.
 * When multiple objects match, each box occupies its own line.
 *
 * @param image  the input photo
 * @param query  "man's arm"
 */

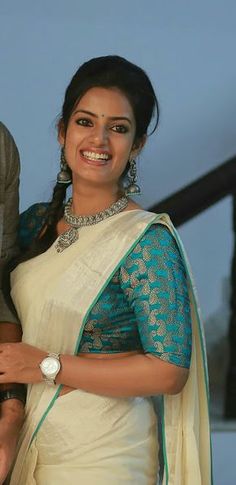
xmin=0 ymin=121 xmax=20 ymax=324
xmin=0 ymin=122 xmax=22 ymax=370
xmin=0 ymin=325 xmax=25 ymax=485
xmin=0 ymin=122 xmax=23 ymax=386
xmin=0 ymin=123 xmax=24 ymax=484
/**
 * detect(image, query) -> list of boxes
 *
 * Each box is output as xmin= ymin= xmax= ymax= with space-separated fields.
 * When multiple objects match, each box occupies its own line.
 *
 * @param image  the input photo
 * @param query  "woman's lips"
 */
xmin=80 ymin=150 xmax=111 ymax=166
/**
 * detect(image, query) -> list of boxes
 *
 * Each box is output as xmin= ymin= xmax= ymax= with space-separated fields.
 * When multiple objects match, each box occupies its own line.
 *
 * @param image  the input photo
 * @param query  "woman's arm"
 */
xmin=0 ymin=341 xmax=188 ymax=397
xmin=58 ymin=352 xmax=189 ymax=397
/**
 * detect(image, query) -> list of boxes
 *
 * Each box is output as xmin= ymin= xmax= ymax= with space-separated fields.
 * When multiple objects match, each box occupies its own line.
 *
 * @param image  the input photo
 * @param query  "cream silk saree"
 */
xmin=9 ymin=210 xmax=212 ymax=484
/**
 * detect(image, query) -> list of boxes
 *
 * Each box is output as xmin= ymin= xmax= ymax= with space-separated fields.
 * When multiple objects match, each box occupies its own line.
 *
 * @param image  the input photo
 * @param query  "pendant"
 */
xmin=55 ymin=227 xmax=79 ymax=253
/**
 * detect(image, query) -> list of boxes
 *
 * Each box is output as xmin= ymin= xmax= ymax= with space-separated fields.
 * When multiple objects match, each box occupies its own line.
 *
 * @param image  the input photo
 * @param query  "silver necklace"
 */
xmin=55 ymin=195 xmax=128 ymax=253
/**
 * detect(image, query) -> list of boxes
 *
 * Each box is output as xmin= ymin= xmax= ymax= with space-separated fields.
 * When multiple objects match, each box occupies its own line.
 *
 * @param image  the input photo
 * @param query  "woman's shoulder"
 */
xmin=19 ymin=202 xmax=49 ymax=249
xmin=139 ymin=221 xmax=176 ymax=247
xmin=121 ymin=220 xmax=182 ymax=271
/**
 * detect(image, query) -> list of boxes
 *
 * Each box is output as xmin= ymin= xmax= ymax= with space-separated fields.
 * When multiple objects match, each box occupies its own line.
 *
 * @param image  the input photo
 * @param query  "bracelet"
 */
xmin=0 ymin=386 xmax=27 ymax=405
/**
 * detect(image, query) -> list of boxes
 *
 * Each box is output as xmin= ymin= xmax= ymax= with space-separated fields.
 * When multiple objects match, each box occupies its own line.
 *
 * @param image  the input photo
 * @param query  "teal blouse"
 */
xmin=19 ymin=204 xmax=192 ymax=368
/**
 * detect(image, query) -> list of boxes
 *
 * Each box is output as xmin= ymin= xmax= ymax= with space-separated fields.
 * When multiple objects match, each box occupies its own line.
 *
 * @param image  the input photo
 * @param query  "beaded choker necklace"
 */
xmin=55 ymin=195 xmax=128 ymax=253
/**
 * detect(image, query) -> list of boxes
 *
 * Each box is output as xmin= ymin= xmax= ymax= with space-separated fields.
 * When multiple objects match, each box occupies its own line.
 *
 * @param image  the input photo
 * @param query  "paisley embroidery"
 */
xmin=20 ymin=204 xmax=192 ymax=367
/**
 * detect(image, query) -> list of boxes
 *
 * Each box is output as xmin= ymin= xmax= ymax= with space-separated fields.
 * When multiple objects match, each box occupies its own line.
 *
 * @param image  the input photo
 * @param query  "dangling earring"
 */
xmin=125 ymin=159 xmax=141 ymax=196
xmin=57 ymin=148 xmax=72 ymax=184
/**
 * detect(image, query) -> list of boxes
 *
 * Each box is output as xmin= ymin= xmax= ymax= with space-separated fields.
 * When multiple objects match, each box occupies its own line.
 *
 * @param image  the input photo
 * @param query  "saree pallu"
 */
xmin=9 ymin=210 xmax=212 ymax=484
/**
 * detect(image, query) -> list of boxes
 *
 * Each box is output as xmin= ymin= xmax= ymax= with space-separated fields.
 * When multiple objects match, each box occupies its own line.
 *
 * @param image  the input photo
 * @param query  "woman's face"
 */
xmin=59 ymin=87 xmax=140 ymax=190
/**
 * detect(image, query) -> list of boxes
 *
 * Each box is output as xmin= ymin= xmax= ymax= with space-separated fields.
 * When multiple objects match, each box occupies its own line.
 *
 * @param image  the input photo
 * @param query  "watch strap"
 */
xmin=0 ymin=386 xmax=27 ymax=405
xmin=48 ymin=352 xmax=60 ymax=359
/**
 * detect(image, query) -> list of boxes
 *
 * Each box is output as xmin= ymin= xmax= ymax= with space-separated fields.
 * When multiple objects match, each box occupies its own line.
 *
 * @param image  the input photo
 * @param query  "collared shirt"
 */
xmin=0 ymin=122 xmax=20 ymax=323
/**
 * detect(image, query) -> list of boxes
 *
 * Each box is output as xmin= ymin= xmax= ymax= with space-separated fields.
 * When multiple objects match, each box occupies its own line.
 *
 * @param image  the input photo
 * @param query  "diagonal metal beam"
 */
xmin=148 ymin=157 xmax=236 ymax=226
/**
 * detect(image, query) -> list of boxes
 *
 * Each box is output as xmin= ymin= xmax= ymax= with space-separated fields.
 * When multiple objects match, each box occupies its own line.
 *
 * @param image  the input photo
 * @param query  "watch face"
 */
xmin=41 ymin=357 xmax=60 ymax=377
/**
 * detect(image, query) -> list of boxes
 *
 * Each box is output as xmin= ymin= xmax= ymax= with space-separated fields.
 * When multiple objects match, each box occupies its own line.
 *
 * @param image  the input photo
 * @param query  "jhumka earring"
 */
xmin=125 ymin=159 xmax=141 ymax=196
xmin=57 ymin=148 xmax=72 ymax=184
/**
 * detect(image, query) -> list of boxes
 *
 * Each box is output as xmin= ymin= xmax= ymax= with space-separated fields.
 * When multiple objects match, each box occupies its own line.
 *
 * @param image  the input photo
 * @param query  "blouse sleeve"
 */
xmin=120 ymin=224 xmax=192 ymax=368
xmin=19 ymin=203 xmax=48 ymax=249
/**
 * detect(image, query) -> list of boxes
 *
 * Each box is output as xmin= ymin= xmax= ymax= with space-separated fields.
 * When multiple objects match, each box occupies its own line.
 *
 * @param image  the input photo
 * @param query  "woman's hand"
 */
xmin=0 ymin=343 xmax=46 ymax=384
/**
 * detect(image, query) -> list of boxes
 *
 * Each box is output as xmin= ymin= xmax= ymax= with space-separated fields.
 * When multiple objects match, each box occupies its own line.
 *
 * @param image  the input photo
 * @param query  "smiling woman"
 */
xmin=58 ymin=87 xmax=138 ymax=195
xmin=2 ymin=56 xmax=212 ymax=484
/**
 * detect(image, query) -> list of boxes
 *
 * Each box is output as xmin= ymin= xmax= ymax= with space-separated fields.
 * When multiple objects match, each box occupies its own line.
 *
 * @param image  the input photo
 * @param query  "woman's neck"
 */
xmin=71 ymin=184 xmax=122 ymax=216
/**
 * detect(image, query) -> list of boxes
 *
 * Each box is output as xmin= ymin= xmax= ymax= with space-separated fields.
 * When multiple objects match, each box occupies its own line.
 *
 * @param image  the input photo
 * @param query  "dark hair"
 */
xmin=11 ymin=56 xmax=159 ymax=266
xmin=61 ymin=55 xmax=159 ymax=143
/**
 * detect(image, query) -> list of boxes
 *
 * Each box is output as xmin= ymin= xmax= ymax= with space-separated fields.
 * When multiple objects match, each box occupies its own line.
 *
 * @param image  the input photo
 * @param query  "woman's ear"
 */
xmin=58 ymin=119 xmax=66 ymax=146
xmin=130 ymin=135 xmax=147 ymax=159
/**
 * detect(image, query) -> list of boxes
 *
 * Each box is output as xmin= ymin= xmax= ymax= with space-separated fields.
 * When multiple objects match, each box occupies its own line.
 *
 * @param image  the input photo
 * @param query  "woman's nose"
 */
xmin=90 ymin=125 xmax=108 ymax=145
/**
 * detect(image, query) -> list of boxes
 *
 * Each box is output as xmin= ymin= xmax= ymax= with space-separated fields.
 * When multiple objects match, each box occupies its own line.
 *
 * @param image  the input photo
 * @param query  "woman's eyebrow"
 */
xmin=73 ymin=109 xmax=132 ymax=125
xmin=109 ymin=116 xmax=132 ymax=125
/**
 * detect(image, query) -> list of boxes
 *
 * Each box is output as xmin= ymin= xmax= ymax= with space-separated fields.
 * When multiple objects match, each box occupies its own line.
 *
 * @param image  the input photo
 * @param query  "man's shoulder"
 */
xmin=0 ymin=121 xmax=16 ymax=146
xmin=0 ymin=122 xmax=20 ymax=187
xmin=0 ymin=121 xmax=10 ymax=135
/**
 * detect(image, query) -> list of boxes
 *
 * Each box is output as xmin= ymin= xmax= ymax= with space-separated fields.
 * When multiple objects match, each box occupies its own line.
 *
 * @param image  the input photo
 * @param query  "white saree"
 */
xmin=9 ymin=210 xmax=212 ymax=484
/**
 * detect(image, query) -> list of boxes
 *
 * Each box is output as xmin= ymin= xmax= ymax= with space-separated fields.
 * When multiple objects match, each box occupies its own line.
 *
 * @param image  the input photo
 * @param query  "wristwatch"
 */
xmin=39 ymin=352 xmax=61 ymax=385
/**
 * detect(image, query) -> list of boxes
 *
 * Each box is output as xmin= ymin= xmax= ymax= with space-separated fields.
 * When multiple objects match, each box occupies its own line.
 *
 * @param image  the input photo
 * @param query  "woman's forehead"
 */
xmin=74 ymin=86 xmax=135 ymax=119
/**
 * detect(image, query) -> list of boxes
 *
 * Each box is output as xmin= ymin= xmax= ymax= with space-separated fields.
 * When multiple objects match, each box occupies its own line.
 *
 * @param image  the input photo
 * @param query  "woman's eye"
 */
xmin=111 ymin=125 xmax=128 ymax=134
xmin=76 ymin=118 xmax=92 ymax=127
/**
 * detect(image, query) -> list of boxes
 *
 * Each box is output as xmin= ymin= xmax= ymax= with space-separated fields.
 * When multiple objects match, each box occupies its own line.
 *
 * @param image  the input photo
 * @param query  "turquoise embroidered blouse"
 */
xmin=19 ymin=204 xmax=192 ymax=368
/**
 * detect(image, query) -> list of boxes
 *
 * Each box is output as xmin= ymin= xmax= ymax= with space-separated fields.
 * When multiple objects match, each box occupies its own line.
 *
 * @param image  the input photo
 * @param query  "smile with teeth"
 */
xmin=81 ymin=150 xmax=111 ymax=162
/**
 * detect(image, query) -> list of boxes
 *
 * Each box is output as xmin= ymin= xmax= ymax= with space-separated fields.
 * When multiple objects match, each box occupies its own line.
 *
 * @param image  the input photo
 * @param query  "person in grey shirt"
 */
xmin=0 ymin=122 xmax=24 ymax=485
xmin=0 ymin=122 xmax=19 ymax=321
